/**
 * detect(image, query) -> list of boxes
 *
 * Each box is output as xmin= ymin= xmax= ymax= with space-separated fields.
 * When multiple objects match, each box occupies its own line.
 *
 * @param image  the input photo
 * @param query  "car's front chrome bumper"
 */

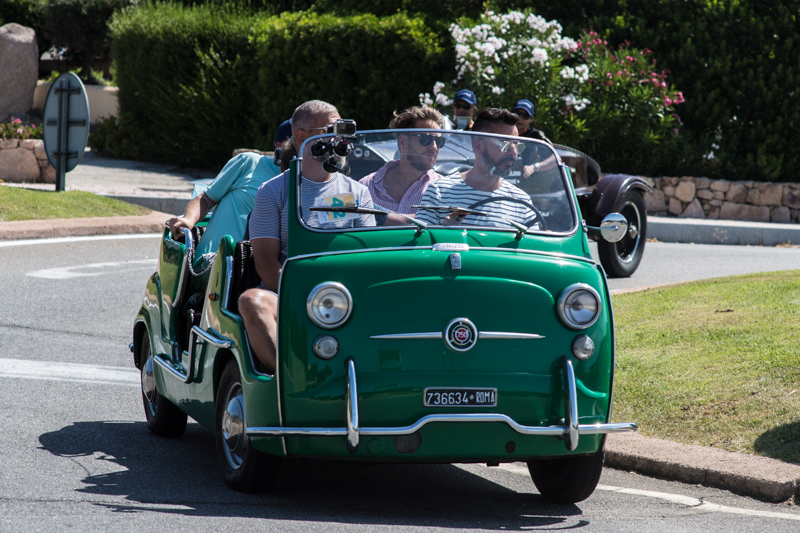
xmin=247 ymin=355 xmax=637 ymax=452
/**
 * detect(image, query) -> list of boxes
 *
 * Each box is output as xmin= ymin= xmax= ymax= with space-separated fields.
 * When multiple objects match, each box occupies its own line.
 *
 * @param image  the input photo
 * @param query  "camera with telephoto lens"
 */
xmin=311 ymin=119 xmax=357 ymax=175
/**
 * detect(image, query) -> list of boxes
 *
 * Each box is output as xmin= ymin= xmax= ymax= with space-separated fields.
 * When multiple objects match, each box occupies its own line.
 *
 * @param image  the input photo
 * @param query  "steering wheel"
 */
xmin=467 ymin=196 xmax=548 ymax=231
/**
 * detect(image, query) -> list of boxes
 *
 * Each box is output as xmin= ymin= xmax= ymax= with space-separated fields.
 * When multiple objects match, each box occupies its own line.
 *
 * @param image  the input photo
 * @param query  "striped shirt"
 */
xmin=359 ymin=160 xmax=439 ymax=215
xmin=415 ymin=174 xmax=538 ymax=228
xmin=249 ymin=171 xmax=375 ymax=265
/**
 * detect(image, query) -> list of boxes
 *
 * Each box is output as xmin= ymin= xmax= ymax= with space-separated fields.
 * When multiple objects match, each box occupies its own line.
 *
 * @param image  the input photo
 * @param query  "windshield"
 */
xmin=296 ymin=130 xmax=577 ymax=235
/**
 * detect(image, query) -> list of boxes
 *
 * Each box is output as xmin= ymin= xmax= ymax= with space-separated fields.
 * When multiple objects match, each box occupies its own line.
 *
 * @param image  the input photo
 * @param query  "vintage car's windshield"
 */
xmin=297 ymin=130 xmax=577 ymax=234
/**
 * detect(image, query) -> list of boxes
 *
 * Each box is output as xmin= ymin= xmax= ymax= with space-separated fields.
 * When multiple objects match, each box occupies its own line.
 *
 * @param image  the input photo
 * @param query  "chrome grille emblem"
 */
xmin=444 ymin=318 xmax=477 ymax=352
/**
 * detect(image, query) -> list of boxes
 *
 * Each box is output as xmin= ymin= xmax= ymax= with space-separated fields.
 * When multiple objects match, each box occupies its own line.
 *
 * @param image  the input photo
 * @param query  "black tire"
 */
xmin=140 ymin=332 xmax=188 ymax=438
xmin=597 ymin=189 xmax=647 ymax=278
xmin=528 ymin=451 xmax=604 ymax=504
xmin=215 ymin=359 xmax=281 ymax=493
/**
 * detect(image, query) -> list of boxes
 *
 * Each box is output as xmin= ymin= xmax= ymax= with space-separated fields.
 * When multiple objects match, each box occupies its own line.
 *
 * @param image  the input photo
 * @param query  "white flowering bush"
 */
xmin=424 ymin=11 xmax=687 ymax=174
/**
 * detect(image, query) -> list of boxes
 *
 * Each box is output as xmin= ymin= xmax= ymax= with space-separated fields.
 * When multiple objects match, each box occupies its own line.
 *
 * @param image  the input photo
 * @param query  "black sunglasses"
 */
xmin=453 ymin=103 xmax=473 ymax=110
xmin=408 ymin=133 xmax=446 ymax=148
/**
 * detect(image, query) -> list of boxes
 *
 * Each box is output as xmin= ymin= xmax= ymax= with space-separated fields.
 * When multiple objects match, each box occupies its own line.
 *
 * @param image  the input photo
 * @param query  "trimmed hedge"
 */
xmin=106 ymin=4 xmax=448 ymax=169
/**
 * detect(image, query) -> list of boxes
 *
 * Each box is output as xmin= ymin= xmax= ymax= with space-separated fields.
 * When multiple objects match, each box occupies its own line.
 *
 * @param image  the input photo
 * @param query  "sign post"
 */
xmin=42 ymin=73 xmax=90 ymax=192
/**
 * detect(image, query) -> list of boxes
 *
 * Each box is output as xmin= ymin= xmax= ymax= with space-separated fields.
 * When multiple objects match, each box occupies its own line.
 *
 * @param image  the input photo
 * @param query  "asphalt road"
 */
xmin=2 ymin=236 xmax=800 ymax=532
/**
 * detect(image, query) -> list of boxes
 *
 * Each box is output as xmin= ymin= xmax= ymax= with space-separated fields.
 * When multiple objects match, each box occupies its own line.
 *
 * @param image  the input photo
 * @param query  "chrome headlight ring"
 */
xmin=307 ymin=282 xmax=353 ymax=329
xmin=557 ymin=283 xmax=601 ymax=330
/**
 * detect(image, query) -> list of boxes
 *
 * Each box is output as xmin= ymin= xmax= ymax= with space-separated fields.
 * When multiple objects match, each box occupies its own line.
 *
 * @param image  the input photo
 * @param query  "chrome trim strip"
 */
xmin=185 ymin=328 xmax=197 ymax=384
xmin=172 ymin=228 xmax=193 ymax=308
xmin=286 ymin=245 xmax=596 ymax=266
xmin=345 ymin=358 xmax=359 ymax=452
xmin=247 ymin=416 xmax=637 ymax=438
xmin=478 ymin=332 xmax=545 ymax=340
xmin=192 ymin=325 xmax=232 ymax=349
xmin=370 ymin=331 xmax=544 ymax=340
xmin=154 ymin=354 xmax=187 ymax=381
xmin=223 ymin=255 xmax=233 ymax=310
xmin=275 ymin=262 xmax=286 ymax=454
xmin=370 ymin=332 xmax=443 ymax=340
xmin=563 ymin=357 xmax=580 ymax=451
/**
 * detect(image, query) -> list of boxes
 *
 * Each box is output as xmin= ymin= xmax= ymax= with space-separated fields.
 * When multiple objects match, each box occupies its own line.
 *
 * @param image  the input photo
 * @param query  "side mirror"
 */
xmin=599 ymin=213 xmax=628 ymax=243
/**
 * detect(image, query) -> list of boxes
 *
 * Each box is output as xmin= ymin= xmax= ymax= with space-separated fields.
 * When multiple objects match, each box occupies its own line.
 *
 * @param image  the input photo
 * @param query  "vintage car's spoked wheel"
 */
xmin=139 ymin=332 xmax=188 ymax=438
xmin=597 ymin=189 xmax=647 ymax=278
xmin=527 ymin=451 xmax=604 ymax=504
xmin=215 ymin=360 xmax=281 ymax=493
xmin=467 ymin=196 xmax=548 ymax=231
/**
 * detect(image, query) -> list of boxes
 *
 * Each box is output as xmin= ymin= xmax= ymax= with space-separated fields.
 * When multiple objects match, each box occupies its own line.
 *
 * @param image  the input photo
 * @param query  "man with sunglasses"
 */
xmin=416 ymin=107 xmax=541 ymax=230
xmin=359 ymin=106 xmax=444 ymax=223
xmin=240 ymin=100 xmax=376 ymax=374
xmin=512 ymin=99 xmax=551 ymax=144
xmin=453 ymin=89 xmax=478 ymax=130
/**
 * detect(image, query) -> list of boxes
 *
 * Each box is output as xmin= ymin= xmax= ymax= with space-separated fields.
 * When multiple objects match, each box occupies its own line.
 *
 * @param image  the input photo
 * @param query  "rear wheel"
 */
xmin=528 ymin=451 xmax=604 ymax=505
xmin=140 ymin=332 xmax=188 ymax=438
xmin=215 ymin=359 xmax=281 ymax=492
xmin=597 ymin=189 xmax=647 ymax=278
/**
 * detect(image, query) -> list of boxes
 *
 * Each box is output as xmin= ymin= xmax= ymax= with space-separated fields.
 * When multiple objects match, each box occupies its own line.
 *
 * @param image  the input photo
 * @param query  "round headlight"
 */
xmin=557 ymin=284 xmax=601 ymax=329
xmin=571 ymin=335 xmax=595 ymax=360
xmin=307 ymin=282 xmax=353 ymax=329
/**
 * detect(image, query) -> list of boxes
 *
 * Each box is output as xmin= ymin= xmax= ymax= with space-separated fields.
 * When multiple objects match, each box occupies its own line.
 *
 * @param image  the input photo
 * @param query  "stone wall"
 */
xmin=0 ymin=139 xmax=55 ymax=183
xmin=642 ymin=176 xmax=800 ymax=224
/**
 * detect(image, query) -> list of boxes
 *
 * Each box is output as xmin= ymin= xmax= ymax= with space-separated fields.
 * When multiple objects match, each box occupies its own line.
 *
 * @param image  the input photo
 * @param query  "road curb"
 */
xmin=649 ymin=216 xmax=800 ymax=246
xmin=605 ymin=432 xmax=800 ymax=502
xmin=101 ymin=194 xmax=190 ymax=216
xmin=0 ymin=211 xmax=169 ymax=241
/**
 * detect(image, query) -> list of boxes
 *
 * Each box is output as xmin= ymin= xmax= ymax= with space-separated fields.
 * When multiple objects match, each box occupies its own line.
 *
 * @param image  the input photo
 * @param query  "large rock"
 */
xmin=719 ymin=201 xmax=770 ymax=222
xmin=0 ymin=148 xmax=40 ymax=182
xmin=746 ymin=183 xmax=783 ymax=206
xmin=0 ymin=24 xmax=38 ymax=121
xmin=668 ymin=197 xmax=683 ymax=216
xmin=674 ymin=180 xmax=696 ymax=202
xmin=644 ymin=189 xmax=667 ymax=212
xmin=726 ymin=182 xmax=747 ymax=203
xmin=770 ymin=206 xmax=791 ymax=223
xmin=709 ymin=179 xmax=730 ymax=192
xmin=680 ymin=199 xmax=705 ymax=218
xmin=782 ymin=185 xmax=800 ymax=210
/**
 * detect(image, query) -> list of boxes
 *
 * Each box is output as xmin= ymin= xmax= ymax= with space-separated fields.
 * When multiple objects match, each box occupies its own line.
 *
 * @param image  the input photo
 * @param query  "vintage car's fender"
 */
xmin=586 ymin=174 xmax=654 ymax=224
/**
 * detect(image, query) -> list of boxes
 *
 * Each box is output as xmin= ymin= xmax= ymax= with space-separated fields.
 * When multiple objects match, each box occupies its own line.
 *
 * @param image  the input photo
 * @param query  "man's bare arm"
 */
xmin=167 ymin=193 xmax=218 ymax=237
xmin=251 ymin=238 xmax=283 ymax=293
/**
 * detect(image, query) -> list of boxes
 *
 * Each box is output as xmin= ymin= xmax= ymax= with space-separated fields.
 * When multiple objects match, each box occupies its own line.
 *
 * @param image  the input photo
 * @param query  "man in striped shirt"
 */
xmin=415 ymin=108 xmax=540 ymax=230
xmin=359 ymin=106 xmax=444 ymax=224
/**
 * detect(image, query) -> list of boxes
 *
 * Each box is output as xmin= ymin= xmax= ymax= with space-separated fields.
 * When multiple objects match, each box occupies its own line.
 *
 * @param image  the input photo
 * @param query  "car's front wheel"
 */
xmin=597 ymin=189 xmax=647 ymax=278
xmin=215 ymin=359 xmax=281 ymax=493
xmin=527 ymin=451 xmax=604 ymax=504
xmin=140 ymin=331 xmax=188 ymax=438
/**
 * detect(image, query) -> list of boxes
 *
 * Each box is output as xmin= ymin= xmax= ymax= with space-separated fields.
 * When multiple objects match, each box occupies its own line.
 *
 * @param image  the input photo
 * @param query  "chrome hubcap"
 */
xmin=141 ymin=355 xmax=157 ymax=417
xmin=221 ymin=384 xmax=247 ymax=469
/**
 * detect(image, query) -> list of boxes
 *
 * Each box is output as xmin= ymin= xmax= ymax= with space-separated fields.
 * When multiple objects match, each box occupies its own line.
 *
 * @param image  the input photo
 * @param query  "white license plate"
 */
xmin=424 ymin=388 xmax=497 ymax=407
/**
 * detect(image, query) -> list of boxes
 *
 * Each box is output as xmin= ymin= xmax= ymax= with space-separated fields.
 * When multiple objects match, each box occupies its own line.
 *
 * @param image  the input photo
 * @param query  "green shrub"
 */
xmin=46 ymin=0 xmax=136 ymax=84
xmin=252 ymin=11 xmax=449 ymax=135
xmin=0 ymin=0 xmax=50 ymax=53
xmin=0 ymin=118 xmax=43 ymax=140
xmin=109 ymin=3 xmax=262 ymax=168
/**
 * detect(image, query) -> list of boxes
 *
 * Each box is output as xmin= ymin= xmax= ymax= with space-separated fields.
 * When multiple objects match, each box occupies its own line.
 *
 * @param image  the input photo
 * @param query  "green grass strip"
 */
xmin=612 ymin=270 xmax=800 ymax=463
xmin=0 ymin=187 xmax=149 ymax=221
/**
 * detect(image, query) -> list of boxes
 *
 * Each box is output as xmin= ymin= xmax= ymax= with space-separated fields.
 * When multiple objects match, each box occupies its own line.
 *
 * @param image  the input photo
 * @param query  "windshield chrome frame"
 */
xmin=295 ymin=128 xmax=580 ymax=237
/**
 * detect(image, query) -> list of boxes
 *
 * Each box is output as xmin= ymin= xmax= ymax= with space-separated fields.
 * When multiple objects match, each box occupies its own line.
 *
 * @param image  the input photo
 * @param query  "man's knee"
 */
xmin=239 ymin=288 xmax=277 ymax=319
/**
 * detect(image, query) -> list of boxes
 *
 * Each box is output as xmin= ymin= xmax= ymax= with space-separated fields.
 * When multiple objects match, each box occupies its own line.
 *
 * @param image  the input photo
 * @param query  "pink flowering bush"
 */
xmin=0 ymin=118 xmax=43 ymax=140
xmin=425 ymin=11 xmax=686 ymax=174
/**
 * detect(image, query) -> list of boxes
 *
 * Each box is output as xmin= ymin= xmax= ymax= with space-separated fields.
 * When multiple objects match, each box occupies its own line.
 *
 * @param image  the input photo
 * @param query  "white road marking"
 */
xmin=27 ymin=259 xmax=157 ymax=279
xmin=492 ymin=464 xmax=800 ymax=521
xmin=0 ymin=233 xmax=160 ymax=248
xmin=0 ymin=358 xmax=139 ymax=386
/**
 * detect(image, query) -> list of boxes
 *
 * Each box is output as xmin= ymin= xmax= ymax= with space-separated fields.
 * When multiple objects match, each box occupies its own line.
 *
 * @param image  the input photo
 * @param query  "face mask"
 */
xmin=455 ymin=116 xmax=470 ymax=130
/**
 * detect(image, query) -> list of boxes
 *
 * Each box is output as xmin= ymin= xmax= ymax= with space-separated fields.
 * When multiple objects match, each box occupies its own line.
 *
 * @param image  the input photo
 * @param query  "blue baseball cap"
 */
xmin=454 ymin=89 xmax=477 ymax=107
xmin=512 ymin=99 xmax=534 ymax=118
xmin=274 ymin=118 xmax=292 ymax=146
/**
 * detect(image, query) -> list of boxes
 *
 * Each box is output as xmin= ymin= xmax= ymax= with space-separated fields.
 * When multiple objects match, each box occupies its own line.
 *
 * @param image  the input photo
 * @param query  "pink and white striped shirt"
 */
xmin=359 ymin=160 xmax=439 ymax=215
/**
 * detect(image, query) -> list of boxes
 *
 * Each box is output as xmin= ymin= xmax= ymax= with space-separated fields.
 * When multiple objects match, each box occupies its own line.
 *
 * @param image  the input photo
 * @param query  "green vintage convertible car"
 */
xmin=131 ymin=128 xmax=637 ymax=504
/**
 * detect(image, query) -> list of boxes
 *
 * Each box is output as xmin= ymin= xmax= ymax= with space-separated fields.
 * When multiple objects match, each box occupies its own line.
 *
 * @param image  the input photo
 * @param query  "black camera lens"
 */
xmin=311 ymin=140 xmax=330 ymax=157
xmin=322 ymin=157 xmax=340 ymax=173
xmin=332 ymin=141 xmax=352 ymax=157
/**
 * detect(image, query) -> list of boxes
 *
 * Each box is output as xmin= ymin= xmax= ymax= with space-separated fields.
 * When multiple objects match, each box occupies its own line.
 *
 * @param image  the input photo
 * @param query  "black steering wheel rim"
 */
xmin=467 ymin=196 xmax=547 ymax=231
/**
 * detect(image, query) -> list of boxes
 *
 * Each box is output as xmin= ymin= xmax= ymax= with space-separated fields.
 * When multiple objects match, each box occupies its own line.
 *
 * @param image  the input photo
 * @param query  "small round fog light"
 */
xmin=313 ymin=335 xmax=339 ymax=360
xmin=571 ymin=335 xmax=595 ymax=360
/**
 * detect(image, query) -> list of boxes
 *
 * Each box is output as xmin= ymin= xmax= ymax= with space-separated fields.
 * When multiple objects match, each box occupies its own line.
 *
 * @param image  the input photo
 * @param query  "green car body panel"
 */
xmin=133 ymin=131 xmax=632 ymax=469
